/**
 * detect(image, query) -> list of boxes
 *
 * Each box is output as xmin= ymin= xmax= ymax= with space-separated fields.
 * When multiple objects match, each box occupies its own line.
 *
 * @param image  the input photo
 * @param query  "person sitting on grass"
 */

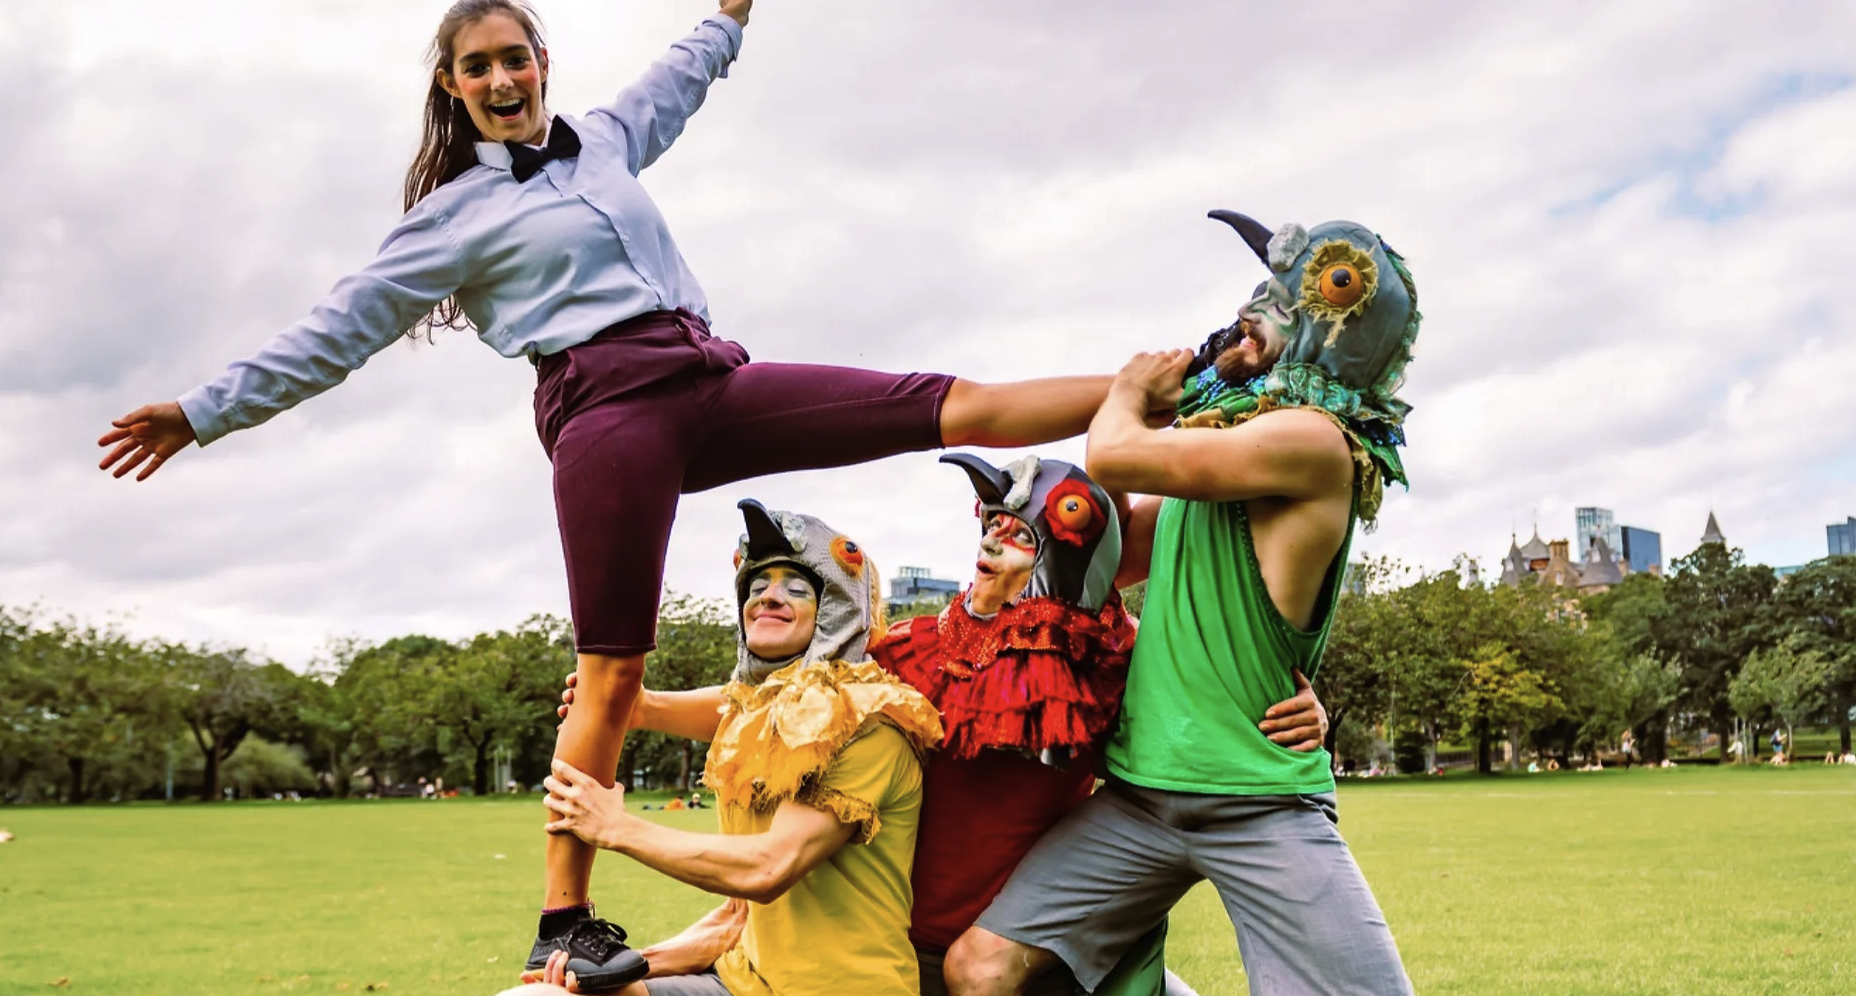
xmin=534 ymin=500 xmax=943 ymax=996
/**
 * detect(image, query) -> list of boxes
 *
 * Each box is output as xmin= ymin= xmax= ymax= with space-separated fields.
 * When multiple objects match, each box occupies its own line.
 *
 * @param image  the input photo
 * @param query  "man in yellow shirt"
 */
xmin=538 ymin=500 xmax=943 ymax=996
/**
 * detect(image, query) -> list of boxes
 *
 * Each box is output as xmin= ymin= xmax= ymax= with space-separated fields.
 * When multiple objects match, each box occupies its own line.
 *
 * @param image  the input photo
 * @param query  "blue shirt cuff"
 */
xmin=704 ymin=12 xmax=744 ymax=60
xmin=176 ymin=386 xmax=230 ymax=448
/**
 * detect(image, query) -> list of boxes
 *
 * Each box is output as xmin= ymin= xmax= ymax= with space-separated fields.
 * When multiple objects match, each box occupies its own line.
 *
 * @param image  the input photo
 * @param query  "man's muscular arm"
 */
xmin=544 ymin=760 xmax=856 ymax=905
xmin=1086 ymin=350 xmax=1354 ymax=503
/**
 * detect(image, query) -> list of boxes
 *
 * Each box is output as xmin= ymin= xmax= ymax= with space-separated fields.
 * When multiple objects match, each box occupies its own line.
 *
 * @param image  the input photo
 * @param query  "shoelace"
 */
xmin=575 ymin=918 xmax=630 ymax=959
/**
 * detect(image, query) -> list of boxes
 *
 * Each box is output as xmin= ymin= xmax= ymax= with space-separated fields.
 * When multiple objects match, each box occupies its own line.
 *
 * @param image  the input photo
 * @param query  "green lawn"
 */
xmin=3 ymin=766 xmax=1853 ymax=995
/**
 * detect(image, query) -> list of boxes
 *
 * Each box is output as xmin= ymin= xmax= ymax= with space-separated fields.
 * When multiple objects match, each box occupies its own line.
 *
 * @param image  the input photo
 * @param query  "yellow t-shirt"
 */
xmin=714 ymin=722 xmax=923 ymax=996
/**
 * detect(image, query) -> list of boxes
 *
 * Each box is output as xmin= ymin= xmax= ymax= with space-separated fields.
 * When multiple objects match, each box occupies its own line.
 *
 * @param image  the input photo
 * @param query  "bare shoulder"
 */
xmin=1247 ymin=406 xmax=1352 ymax=445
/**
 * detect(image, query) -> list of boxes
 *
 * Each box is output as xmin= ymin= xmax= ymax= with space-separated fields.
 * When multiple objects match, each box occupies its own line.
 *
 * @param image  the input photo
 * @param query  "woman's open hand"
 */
xmin=719 ymin=0 xmax=751 ymax=27
xmin=98 ymin=402 xmax=195 ymax=481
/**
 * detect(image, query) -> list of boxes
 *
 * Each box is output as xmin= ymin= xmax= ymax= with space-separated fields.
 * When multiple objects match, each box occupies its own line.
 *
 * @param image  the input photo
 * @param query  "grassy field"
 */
xmin=2 ymin=765 xmax=1852 ymax=995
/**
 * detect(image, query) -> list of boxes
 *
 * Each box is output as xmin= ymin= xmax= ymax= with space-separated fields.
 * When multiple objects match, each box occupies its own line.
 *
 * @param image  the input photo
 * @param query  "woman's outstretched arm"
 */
xmin=583 ymin=1 xmax=752 ymax=176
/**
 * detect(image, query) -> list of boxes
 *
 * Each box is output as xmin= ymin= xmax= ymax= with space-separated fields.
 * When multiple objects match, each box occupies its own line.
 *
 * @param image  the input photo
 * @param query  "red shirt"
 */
xmin=871 ymin=603 xmax=1135 ymax=952
xmin=906 ymin=748 xmax=1096 ymax=951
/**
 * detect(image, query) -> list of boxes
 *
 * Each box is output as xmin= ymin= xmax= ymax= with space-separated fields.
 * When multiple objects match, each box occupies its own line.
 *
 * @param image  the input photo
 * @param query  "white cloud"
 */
xmin=3 ymin=0 xmax=1853 ymax=664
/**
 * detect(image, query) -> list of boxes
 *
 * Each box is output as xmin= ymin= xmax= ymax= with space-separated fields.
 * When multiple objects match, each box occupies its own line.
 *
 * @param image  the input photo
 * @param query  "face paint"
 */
xmin=742 ymin=565 xmax=819 ymax=661
xmin=1217 ymin=279 xmax=1295 ymax=383
xmin=941 ymin=454 xmax=1124 ymax=613
xmin=969 ymin=512 xmax=1038 ymax=616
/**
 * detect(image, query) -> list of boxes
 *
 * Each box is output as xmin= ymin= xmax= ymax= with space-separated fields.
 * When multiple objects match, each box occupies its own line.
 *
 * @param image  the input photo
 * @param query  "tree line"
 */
xmin=0 ymin=595 xmax=735 ymax=805
xmin=1313 ymin=546 xmax=1855 ymax=773
xmin=5 ymin=546 xmax=1851 ymax=803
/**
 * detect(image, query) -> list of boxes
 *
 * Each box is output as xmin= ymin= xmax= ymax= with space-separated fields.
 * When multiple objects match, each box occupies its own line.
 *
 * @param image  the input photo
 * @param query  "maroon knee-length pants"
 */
xmin=534 ymin=309 xmax=952 ymax=654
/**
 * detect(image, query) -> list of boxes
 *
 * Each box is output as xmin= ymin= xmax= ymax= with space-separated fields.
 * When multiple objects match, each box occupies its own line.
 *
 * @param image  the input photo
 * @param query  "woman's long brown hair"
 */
xmin=401 ymin=0 xmax=547 ymax=338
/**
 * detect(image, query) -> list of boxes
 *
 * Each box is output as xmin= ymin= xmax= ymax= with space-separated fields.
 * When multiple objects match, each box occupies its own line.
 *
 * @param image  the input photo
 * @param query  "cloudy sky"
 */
xmin=4 ymin=1 xmax=1853 ymax=665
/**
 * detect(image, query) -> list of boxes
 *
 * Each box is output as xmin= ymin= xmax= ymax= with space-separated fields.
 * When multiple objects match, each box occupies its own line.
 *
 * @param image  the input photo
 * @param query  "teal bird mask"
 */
xmin=1176 ymin=210 xmax=1421 ymax=521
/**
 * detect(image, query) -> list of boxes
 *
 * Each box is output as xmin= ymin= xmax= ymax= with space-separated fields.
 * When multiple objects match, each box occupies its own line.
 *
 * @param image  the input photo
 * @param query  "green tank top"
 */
xmin=1104 ymin=495 xmax=1353 ymax=795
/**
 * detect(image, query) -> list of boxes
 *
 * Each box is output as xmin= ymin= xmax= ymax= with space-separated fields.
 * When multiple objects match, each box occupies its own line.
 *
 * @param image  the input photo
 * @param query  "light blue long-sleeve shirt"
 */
xmin=177 ymin=14 xmax=744 ymax=446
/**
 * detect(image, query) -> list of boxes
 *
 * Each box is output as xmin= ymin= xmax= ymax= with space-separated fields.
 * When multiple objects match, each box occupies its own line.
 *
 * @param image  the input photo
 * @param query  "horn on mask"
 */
xmin=737 ymin=499 xmax=796 ymax=560
xmin=939 ymin=453 xmax=1012 ymax=507
xmin=1208 ymin=209 xmax=1273 ymax=266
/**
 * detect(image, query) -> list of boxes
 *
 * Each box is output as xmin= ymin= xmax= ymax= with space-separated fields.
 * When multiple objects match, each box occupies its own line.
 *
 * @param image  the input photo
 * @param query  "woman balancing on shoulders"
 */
xmin=96 ymin=1 xmax=1122 ymax=990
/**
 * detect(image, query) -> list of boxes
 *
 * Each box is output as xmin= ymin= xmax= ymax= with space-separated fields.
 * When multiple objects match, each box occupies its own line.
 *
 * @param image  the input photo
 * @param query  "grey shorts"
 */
xmin=642 ymin=970 xmax=731 ymax=996
xmin=975 ymin=779 xmax=1412 ymax=995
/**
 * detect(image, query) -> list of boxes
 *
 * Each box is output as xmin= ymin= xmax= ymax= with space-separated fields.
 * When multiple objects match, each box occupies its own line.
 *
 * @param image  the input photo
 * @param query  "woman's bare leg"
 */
xmin=939 ymin=377 xmax=1113 ymax=448
xmin=544 ymin=651 xmax=647 ymax=907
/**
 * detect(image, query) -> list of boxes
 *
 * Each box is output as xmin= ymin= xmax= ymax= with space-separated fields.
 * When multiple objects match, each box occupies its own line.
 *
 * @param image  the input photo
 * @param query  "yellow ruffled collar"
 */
xmin=702 ymin=659 xmax=944 ymax=827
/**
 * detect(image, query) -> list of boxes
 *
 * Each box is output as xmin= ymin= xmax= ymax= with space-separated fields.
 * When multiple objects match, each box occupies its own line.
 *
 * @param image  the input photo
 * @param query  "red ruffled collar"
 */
xmin=871 ymin=591 xmax=1137 ymax=760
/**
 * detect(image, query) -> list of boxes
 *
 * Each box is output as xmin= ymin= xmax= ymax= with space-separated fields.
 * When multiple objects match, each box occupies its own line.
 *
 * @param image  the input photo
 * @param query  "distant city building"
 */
xmin=1500 ymin=529 xmax=1626 ymax=594
xmin=887 ymin=565 xmax=960 ymax=606
xmin=1775 ymin=565 xmax=1805 ymax=580
xmin=1619 ymin=526 xmax=1663 ymax=576
xmin=1831 ymin=517 xmax=1856 ymax=557
xmin=1575 ymin=507 xmax=1622 ymax=561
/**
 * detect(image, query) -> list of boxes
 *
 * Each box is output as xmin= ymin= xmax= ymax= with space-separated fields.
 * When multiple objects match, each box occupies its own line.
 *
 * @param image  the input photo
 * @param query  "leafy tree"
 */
xmin=1312 ymin=558 xmax=1407 ymax=759
xmin=1553 ymin=648 xmax=1680 ymax=765
xmin=1489 ymin=580 xmax=1594 ymax=769
xmin=162 ymin=644 xmax=306 ymax=801
xmin=219 ymin=736 xmax=319 ymax=797
xmin=1768 ymin=556 xmax=1856 ymax=754
xmin=1458 ymin=644 xmax=1563 ymax=773
xmin=331 ymin=635 xmax=454 ymax=793
xmin=1729 ymin=639 xmax=1833 ymax=763
xmin=296 ymin=641 xmax=368 ymax=797
xmin=1379 ymin=566 xmax=1510 ymax=771
xmin=0 ymin=611 xmax=172 ymax=803
xmin=1650 ymin=544 xmax=1777 ymax=762
xmin=426 ymin=621 xmax=572 ymax=795
xmin=1579 ymin=573 xmax=1675 ymax=761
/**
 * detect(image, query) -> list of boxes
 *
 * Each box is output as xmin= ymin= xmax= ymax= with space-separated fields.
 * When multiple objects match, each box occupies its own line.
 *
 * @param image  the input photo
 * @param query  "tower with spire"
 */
xmin=1700 ymin=511 xmax=1726 ymax=547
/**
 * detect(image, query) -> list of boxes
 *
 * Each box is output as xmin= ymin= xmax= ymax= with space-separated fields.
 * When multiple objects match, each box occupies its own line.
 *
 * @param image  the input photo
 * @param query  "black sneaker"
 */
xmin=526 ymin=916 xmax=649 ymax=992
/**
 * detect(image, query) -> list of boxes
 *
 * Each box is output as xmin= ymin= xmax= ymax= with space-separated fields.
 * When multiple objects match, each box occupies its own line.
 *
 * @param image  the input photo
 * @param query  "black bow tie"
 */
xmin=505 ymin=116 xmax=581 ymax=182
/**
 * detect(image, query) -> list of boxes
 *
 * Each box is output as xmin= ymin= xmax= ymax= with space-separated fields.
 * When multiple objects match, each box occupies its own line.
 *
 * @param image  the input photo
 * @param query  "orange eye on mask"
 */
xmin=1299 ymin=240 xmax=1379 ymax=342
xmin=1318 ymin=262 xmax=1367 ymax=308
xmin=1043 ymin=481 xmax=1104 ymax=546
xmin=831 ymin=535 xmax=865 ymax=577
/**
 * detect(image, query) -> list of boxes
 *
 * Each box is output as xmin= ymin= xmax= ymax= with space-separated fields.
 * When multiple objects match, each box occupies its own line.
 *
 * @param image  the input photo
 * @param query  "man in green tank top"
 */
xmin=945 ymin=210 xmax=1422 ymax=996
